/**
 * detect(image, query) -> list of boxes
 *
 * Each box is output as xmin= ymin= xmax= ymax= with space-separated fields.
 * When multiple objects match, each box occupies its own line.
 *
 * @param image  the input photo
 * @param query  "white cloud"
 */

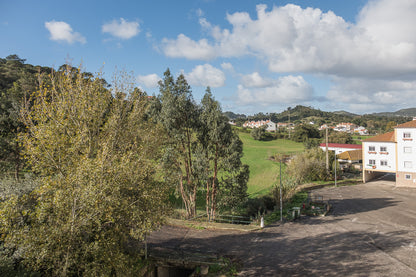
xmin=236 ymin=75 xmax=314 ymax=106
xmin=185 ymin=64 xmax=225 ymax=88
xmin=326 ymin=77 xmax=416 ymax=113
xmin=136 ymin=74 xmax=161 ymax=88
xmin=241 ymin=72 xmax=274 ymax=88
xmin=221 ymin=62 xmax=234 ymax=71
xmin=160 ymin=1 xmax=416 ymax=79
xmin=160 ymin=0 xmax=416 ymax=113
xmin=102 ymin=18 xmax=140 ymax=39
xmin=162 ymin=34 xmax=216 ymax=60
xmin=45 ymin=21 xmax=86 ymax=44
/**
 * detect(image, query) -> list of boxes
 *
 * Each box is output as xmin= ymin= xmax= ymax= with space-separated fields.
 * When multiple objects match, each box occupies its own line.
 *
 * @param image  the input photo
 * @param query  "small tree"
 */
xmin=251 ymin=126 xmax=265 ymax=140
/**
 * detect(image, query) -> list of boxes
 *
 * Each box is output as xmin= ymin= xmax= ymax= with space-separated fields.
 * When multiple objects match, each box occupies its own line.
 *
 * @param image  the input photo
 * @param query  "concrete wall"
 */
xmin=363 ymin=170 xmax=385 ymax=183
xmin=396 ymin=171 xmax=416 ymax=187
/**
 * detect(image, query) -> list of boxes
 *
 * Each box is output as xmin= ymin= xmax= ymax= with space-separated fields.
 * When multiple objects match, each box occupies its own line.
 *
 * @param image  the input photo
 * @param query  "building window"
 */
xmin=380 ymin=146 xmax=387 ymax=152
xmin=369 ymin=146 xmax=375 ymax=151
xmin=380 ymin=160 xmax=387 ymax=166
xmin=404 ymin=132 xmax=411 ymax=138
xmin=404 ymin=161 xmax=412 ymax=168
xmin=369 ymin=159 xmax=376 ymax=165
xmin=404 ymin=147 xmax=412 ymax=153
xmin=405 ymin=174 xmax=412 ymax=180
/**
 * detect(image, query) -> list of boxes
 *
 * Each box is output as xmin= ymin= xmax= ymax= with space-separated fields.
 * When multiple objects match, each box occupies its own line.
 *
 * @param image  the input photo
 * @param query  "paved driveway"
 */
xmin=148 ymin=181 xmax=416 ymax=276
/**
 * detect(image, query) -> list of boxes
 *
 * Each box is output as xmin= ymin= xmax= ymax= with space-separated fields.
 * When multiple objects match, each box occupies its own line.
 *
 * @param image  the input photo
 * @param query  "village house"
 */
xmin=243 ymin=120 xmax=276 ymax=131
xmin=362 ymin=119 xmax=416 ymax=187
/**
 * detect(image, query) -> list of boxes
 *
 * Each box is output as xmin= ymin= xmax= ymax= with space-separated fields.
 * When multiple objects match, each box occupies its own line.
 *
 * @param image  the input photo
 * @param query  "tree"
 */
xmin=1 ymin=67 xmax=169 ymax=275
xmin=0 ymin=55 xmax=50 ymax=179
xmin=250 ymin=126 xmax=265 ymax=140
xmin=150 ymin=69 xmax=200 ymax=218
xmin=292 ymin=124 xmax=320 ymax=142
xmin=199 ymin=89 xmax=248 ymax=218
xmin=327 ymin=131 xmax=353 ymax=144
xmin=150 ymin=72 xmax=249 ymax=219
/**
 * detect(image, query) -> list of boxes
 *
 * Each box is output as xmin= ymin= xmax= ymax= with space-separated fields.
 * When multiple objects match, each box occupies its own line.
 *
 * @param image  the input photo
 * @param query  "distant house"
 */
xmin=243 ymin=120 xmax=276 ymax=131
xmin=334 ymin=123 xmax=358 ymax=133
xmin=337 ymin=150 xmax=362 ymax=170
xmin=319 ymin=143 xmax=362 ymax=155
xmin=277 ymin=122 xmax=294 ymax=129
xmin=353 ymin=126 xmax=368 ymax=135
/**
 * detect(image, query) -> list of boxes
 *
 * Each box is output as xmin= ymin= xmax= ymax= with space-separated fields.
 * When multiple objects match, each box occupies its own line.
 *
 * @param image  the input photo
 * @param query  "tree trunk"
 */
xmin=210 ymin=144 xmax=219 ymax=220
xmin=206 ymin=180 xmax=210 ymax=219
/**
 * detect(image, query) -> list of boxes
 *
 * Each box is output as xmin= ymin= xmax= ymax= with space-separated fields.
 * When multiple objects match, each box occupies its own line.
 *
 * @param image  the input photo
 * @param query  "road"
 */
xmin=147 ymin=181 xmax=416 ymax=276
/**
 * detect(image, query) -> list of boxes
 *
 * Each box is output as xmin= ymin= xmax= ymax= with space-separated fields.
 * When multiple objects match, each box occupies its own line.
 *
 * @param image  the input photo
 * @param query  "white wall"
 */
xmin=363 ymin=142 xmax=396 ymax=171
xmin=396 ymin=128 xmax=416 ymax=173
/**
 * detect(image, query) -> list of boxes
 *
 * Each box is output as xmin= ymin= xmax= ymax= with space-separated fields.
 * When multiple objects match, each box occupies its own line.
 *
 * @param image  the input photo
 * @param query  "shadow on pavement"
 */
xmin=328 ymin=197 xmax=400 ymax=216
xmin=148 ymin=226 xmax=414 ymax=276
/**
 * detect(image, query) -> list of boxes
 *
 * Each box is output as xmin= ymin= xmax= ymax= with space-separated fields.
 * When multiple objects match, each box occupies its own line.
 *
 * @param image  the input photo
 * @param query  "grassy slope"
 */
xmin=239 ymin=132 xmax=304 ymax=198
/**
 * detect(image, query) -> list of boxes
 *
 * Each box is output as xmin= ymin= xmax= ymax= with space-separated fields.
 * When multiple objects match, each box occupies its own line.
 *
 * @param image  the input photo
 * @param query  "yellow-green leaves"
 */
xmin=2 ymin=66 xmax=169 ymax=276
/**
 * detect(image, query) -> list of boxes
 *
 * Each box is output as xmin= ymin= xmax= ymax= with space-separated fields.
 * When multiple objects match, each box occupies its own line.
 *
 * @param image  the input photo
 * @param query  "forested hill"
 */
xmin=371 ymin=108 xmax=416 ymax=117
xmin=226 ymin=105 xmax=414 ymax=128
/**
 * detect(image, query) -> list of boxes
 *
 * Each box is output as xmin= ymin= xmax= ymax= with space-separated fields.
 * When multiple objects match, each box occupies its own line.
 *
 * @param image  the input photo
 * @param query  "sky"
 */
xmin=1 ymin=0 xmax=416 ymax=115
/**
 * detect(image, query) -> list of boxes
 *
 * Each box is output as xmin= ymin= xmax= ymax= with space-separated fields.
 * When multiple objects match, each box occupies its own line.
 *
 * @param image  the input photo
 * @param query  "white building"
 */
xmin=362 ymin=120 xmax=416 ymax=187
xmin=319 ymin=143 xmax=362 ymax=155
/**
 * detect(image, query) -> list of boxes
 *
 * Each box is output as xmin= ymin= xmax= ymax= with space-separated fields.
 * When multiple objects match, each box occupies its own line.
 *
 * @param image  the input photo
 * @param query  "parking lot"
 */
xmin=148 ymin=181 xmax=416 ymax=276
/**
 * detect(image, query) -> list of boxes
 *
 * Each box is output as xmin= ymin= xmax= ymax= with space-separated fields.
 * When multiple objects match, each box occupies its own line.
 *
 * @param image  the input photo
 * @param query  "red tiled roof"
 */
xmin=363 ymin=131 xmax=395 ymax=142
xmin=394 ymin=120 xmax=416 ymax=129
xmin=319 ymin=143 xmax=362 ymax=149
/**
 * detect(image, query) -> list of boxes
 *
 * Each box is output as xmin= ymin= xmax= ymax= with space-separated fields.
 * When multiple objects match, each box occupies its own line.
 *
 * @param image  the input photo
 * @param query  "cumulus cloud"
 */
xmin=162 ymin=34 xmax=216 ymax=60
xmin=161 ymin=0 xmax=416 ymax=112
xmin=160 ymin=1 xmax=416 ymax=79
xmin=221 ymin=62 xmax=234 ymax=71
xmin=102 ymin=18 xmax=140 ymax=39
xmin=45 ymin=21 xmax=86 ymax=44
xmin=184 ymin=64 xmax=225 ymax=88
xmin=327 ymin=77 xmax=416 ymax=113
xmin=236 ymin=75 xmax=314 ymax=106
xmin=136 ymin=74 xmax=161 ymax=88
xmin=241 ymin=72 xmax=274 ymax=88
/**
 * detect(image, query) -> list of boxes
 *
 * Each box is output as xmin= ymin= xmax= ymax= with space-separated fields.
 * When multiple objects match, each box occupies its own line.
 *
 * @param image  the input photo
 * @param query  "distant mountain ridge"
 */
xmin=370 ymin=108 xmax=416 ymax=117
xmin=224 ymin=106 xmax=416 ymax=120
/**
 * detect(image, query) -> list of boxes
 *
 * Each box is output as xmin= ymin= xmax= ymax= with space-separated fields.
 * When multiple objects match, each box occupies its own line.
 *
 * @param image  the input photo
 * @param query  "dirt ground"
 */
xmin=147 ymin=180 xmax=416 ymax=276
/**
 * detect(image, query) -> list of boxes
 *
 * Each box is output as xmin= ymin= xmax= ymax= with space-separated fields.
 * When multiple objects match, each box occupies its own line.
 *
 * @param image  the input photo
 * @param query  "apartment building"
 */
xmin=362 ymin=120 xmax=416 ymax=187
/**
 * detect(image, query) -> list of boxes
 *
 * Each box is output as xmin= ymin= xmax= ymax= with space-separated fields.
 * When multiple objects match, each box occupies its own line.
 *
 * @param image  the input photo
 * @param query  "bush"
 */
xmin=286 ymin=148 xmax=335 ymax=184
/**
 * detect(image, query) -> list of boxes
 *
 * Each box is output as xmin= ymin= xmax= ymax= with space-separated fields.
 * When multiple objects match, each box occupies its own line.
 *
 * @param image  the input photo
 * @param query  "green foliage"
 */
xmin=327 ymin=130 xmax=354 ymax=144
xmin=264 ymin=191 xmax=308 ymax=224
xmin=1 ymin=67 xmax=169 ymax=276
xmin=238 ymin=131 xmax=304 ymax=197
xmin=150 ymin=71 xmax=248 ymax=219
xmin=286 ymin=148 xmax=336 ymax=184
xmin=250 ymin=127 xmax=265 ymax=140
xmin=292 ymin=124 xmax=320 ymax=142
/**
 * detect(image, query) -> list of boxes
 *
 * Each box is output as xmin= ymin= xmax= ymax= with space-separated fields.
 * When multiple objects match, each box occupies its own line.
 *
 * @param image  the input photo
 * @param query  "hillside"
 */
xmin=370 ymin=108 xmax=416 ymax=117
xmin=238 ymin=131 xmax=304 ymax=197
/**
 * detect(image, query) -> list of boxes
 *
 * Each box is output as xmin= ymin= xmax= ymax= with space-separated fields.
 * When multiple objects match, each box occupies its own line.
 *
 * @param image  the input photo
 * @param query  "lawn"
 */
xmin=239 ymin=132 xmax=304 ymax=198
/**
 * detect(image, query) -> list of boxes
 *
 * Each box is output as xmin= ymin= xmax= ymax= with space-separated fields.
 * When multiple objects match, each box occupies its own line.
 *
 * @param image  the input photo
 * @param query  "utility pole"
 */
xmin=288 ymin=110 xmax=291 ymax=139
xmin=280 ymin=155 xmax=283 ymax=222
xmin=334 ymin=154 xmax=337 ymax=187
xmin=325 ymin=128 xmax=329 ymax=171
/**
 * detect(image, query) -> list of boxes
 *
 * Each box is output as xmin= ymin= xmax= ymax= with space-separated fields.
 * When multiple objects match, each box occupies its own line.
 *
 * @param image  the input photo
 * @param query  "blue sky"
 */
xmin=1 ymin=0 xmax=416 ymax=115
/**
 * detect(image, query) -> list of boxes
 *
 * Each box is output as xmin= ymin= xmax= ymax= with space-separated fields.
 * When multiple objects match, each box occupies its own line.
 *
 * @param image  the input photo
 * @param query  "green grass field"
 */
xmin=239 ymin=132 xmax=304 ymax=198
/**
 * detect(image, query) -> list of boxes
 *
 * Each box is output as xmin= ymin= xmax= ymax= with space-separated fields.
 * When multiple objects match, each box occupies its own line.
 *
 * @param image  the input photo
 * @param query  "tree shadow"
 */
xmin=147 ymin=225 xmax=415 ymax=276
xmin=328 ymin=197 xmax=400 ymax=216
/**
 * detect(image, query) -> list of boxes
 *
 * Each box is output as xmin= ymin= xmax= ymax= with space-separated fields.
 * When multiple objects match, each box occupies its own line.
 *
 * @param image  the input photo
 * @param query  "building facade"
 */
xmin=362 ymin=120 xmax=416 ymax=187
